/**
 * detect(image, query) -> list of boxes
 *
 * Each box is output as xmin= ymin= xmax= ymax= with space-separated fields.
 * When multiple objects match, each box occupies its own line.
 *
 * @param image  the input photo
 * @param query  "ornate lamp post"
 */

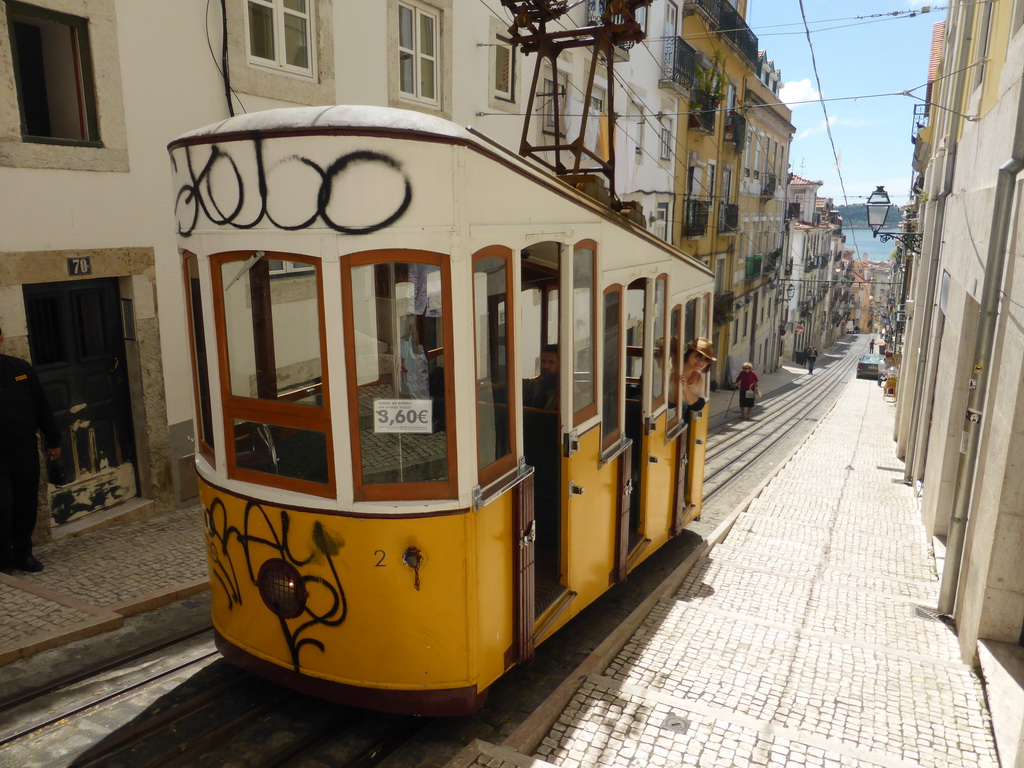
xmin=865 ymin=186 xmax=922 ymax=249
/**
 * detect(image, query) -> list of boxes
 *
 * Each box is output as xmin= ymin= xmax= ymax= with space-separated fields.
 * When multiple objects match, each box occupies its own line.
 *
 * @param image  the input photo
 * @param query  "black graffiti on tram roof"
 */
xmin=205 ymin=496 xmax=348 ymax=671
xmin=173 ymin=135 xmax=413 ymax=237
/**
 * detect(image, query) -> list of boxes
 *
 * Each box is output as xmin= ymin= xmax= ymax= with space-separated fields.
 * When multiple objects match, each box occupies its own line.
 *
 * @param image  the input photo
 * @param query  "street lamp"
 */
xmin=864 ymin=185 xmax=922 ymax=249
xmin=866 ymin=186 xmax=892 ymax=235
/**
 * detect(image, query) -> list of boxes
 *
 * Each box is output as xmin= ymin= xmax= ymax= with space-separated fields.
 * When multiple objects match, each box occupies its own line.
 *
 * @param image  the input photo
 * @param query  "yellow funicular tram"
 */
xmin=169 ymin=104 xmax=713 ymax=715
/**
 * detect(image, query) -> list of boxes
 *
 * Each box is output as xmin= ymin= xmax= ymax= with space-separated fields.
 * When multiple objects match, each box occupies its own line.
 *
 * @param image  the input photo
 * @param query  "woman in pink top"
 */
xmin=735 ymin=362 xmax=759 ymax=420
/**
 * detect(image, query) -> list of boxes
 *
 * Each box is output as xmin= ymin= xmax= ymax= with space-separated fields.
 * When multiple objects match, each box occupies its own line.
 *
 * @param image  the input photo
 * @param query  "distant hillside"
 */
xmin=835 ymin=204 xmax=868 ymax=229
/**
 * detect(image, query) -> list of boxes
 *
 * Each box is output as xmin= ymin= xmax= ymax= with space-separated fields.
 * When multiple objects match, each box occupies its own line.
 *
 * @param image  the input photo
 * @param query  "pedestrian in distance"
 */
xmin=735 ymin=362 xmax=759 ymax=420
xmin=869 ymin=338 xmax=875 ymax=353
xmin=806 ymin=346 xmax=818 ymax=375
xmin=0 ymin=326 xmax=62 ymax=574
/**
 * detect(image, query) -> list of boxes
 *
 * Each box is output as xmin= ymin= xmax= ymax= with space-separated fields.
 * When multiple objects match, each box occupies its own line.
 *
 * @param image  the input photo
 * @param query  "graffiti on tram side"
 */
xmin=205 ymin=496 xmax=349 ymax=671
xmin=173 ymin=136 xmax=413 ymax=237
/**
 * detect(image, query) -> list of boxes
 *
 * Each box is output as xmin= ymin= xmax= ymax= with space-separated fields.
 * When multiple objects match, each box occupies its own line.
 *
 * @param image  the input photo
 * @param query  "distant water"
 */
xmin=846 ymin=229 xmax=897 ymax=263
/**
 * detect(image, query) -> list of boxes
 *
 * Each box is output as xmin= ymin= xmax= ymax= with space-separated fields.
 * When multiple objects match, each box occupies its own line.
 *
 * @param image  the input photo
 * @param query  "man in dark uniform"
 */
xmin=522 ymin=344 xmax=559 ymax=410
xmin=0 ymin=327 xmax=61 ymax=573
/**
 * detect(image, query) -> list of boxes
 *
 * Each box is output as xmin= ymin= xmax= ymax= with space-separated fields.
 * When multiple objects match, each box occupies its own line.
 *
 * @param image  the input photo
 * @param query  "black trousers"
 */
xmin=0 ymin=454 xmax=41 ymax=565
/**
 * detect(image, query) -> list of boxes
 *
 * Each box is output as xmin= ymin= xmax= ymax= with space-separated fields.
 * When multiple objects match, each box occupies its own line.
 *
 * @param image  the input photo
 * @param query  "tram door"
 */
xmin=623 ymin=280 xmax=651 ymax=558
xmin=519 ymin=243 xmax=565 ymax=619
xmin=23 ymin=279 xmax=138 ymax=525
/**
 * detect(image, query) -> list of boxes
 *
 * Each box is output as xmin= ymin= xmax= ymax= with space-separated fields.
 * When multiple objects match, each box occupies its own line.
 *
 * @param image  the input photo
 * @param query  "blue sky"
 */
xmin=746 ymin=0 xmax=939 ymax=207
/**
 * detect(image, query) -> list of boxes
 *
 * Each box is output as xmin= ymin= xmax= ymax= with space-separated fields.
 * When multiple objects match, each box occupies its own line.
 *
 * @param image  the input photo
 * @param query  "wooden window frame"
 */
xmin=601 ymin=284 xmax=624 ymax=451
xmin=572 ymin=240 xmax=599 ymax=427
xmin=341 ymin=249 xmax=458 ymax=502
xmin=182 ymin=251 xmax=215 ymax=465
xmin=473 ymin=245 xmax=518 ymax=488
xmin=210 ymin=250 xmax=334 ymax=498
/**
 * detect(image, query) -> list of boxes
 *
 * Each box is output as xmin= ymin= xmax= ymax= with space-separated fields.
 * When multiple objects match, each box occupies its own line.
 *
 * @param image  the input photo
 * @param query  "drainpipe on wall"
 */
xmin=938 ymin=76 xmax=1024 ymax=615
xmin=904 ymin=0 xmax=975 ymax=484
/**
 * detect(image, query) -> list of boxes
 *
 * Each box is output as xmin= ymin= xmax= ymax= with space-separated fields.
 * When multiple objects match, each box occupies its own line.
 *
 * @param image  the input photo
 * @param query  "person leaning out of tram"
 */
xmin=674 ymin=337 xmax=714 ymax=418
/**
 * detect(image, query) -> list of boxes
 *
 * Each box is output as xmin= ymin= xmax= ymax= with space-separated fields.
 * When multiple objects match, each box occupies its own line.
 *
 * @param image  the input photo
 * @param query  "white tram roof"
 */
xmin=172 ymin=106 xmax=712 ymax=278
xmin=176 ymin=105 xmax=474 ymax=144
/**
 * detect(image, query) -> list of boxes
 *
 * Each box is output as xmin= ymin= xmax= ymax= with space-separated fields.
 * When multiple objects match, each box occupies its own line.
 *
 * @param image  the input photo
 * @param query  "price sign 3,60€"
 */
xmin=374 ymin=399 xmax=433 ymax=434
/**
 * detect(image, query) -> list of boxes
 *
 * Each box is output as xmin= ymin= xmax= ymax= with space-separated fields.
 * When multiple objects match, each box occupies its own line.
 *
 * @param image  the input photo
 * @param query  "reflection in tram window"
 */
xmin=573 ymin=245 xmax=596 ymax=423
xmin=233 ymin=419 xmax=329 ymax=484
xmin=474 ymin=251 xmax=514 ymax=483
xmin=220 ymin=257 xmax=323 ymax=405
xmin=348 ymin=260 xmax=449 ymax=488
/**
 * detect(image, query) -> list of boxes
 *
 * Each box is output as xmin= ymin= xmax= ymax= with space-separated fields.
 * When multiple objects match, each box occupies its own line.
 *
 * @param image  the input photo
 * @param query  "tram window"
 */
xmin=651 ymin=275 xmax=667 ymax=409
xmin=232 ymin=419 xmax=328 ymax=485
xmin=625 ymin=285 xmax=645 ymax=384
xmin=667 ymin=307 xmax=682 ymax=427
xmin=346 ymin=259 xmax=452 ymax=495
xmin=473 ymin=250 xmax=515 ymax=484
xmin=602 ymin=287 xmax=622 ymax=448
xmin=219 ymin=256 xmax=323 ymax=405
xmin=573 ymin=245 xmax=596 ymax=424
xmin=184 ymin=254 xmax=215 ymax=457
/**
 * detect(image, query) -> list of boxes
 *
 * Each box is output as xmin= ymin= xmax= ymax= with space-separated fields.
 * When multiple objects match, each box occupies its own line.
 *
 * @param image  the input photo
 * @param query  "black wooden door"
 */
xmin=23 ymin=279 xmax=137 ymax=524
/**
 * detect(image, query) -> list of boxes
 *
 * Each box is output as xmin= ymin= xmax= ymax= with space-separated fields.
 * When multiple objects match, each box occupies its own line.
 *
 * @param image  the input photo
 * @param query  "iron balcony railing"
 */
xmin=718 ymin=202 xmax=739 ymax=234
xmin=587 ymin=0 xmax=640 ymax=50
xmin=683 ymin=198 xmax=710 ymax=238
xmin=688 ymin=89 xmax=716 ymax=133
xmin=688 ymin=0 xmax=758 ymax=66
xmin=760 ymin=172 xmax=777 ymax=198
xmin=724 ymin=111 xmax=745 ymax=150
xmin=661 ymin=36 xmax=697 ymax=91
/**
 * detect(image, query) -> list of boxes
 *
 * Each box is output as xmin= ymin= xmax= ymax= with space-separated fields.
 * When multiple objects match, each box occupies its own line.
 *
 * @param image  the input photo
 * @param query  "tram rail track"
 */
xmin=703 ymin=339 xmax=862 ymax=502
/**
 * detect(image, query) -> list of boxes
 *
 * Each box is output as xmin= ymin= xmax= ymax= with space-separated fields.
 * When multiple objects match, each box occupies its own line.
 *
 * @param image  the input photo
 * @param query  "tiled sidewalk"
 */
xmin=0 ymin=506 xmax=207 ymax=665
xmin=459 ymin=380 xmax=999 ymax=768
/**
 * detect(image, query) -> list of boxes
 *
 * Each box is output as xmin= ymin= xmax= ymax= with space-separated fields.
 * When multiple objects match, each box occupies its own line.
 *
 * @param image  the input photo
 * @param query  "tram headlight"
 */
xmin=257 ymin=559 xmax=308 ymax=619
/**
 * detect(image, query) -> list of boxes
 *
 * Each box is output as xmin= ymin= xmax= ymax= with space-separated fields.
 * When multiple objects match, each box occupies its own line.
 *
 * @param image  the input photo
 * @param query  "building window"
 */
xmin=398 ymin=1 xmax=439 ymax=106
xmin=659 ymin=116 xmax=673 ymax=161
xmin=246 ymin=0 xmax=313 ymax=76
xmin=6 ymin=1 xmax=99 ymax=144
xmin=493 ymin=34 xmax=515 ymax=102
xmin=542 ymin=71 xmax=568 ymax=136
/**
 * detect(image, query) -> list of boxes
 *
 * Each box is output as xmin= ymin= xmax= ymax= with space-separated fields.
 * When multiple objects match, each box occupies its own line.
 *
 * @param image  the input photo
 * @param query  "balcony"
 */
xmin=687 ymin=0 xmax=758 ymax=66
xmin=724 ymin=111 xmax=745 ymax=151
xmin=719 ymin=3 xmax=758 ymax=65
xmin=713 ymin=290 xmax=735 ymax=326
xmin=586 ymin=0 xmax=642 ymax=52
xmin=760 ymin=172 xmax=777 ymax=198
xmin=688 ymin=88 xmax=717 ymax=133
xmin=718 ymin=202 xmax=739 ymax=234
xmin=683 ymin=198 xmax=710 ymax=238
xmin=660 ymin=36 xmax=697 ymax=92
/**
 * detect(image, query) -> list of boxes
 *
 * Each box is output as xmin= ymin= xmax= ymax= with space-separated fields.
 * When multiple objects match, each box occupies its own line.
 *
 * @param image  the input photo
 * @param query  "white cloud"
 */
xmin=798 ymin=115 xmax=838 ymax=140
xmin=780 ymin=79 xmax=820 ymax=108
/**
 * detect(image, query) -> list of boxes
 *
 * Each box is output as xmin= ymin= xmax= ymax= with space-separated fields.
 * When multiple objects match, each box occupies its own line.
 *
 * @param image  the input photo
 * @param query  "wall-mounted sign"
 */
xmin=67 ymin=256 xmax=92 ymax=276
